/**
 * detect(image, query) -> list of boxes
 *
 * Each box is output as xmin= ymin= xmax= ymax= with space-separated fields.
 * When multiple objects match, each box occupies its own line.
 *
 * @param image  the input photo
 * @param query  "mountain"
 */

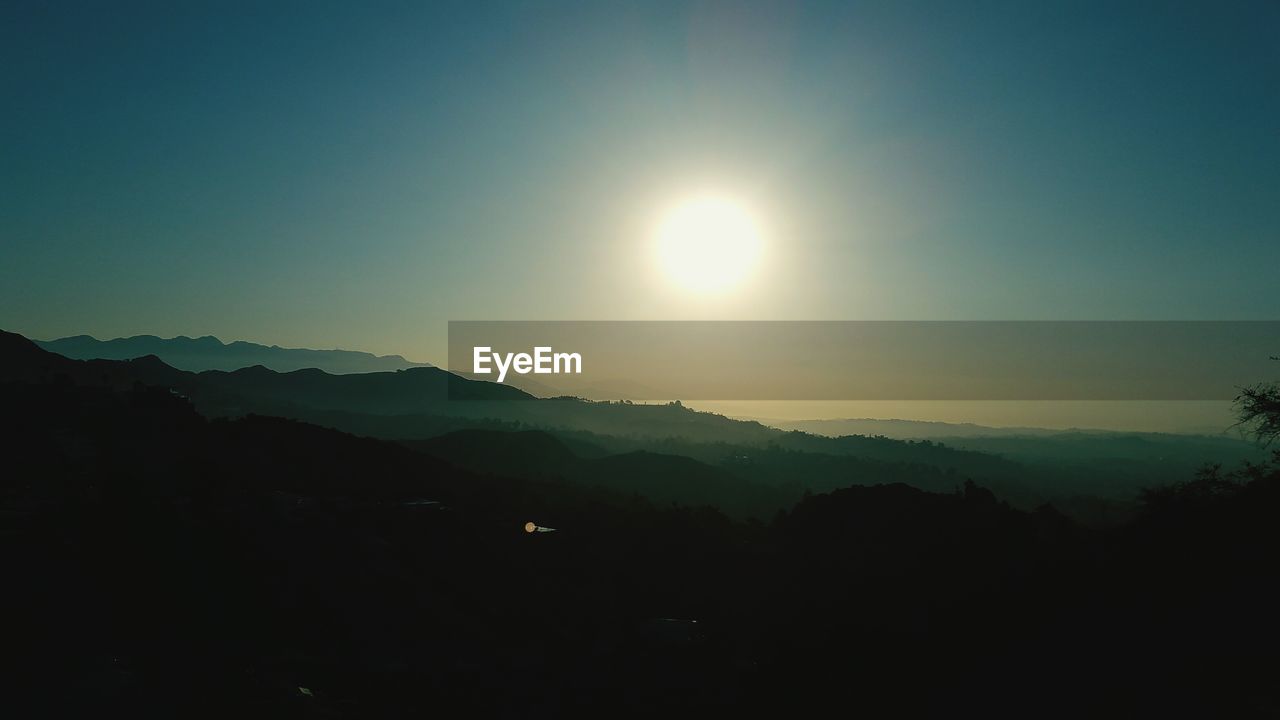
xmin=412 ymin=429 xmax=581 ymax=477
xmin=3 ymin=329 xmax=1013 ymax=513
xmin=410 ymin=429 xmax=790 ymax=519
xmin=3 ymin=329 xmax=530 ymax=414
xmin=36 ymin=333 xmax=429 ymax=374
xmin=761 ymin=417 xmax=1070 ymax=439
xmin=7 ymin=328 xmax=1264 ymax=519
xmin=762 ymin=416 xmax=1261 ymax=496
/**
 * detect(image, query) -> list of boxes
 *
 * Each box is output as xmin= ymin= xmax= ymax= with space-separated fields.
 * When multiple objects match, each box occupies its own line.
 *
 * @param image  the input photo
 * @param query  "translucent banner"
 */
xmin=447 ymin=321 xmax=1279 ymax=401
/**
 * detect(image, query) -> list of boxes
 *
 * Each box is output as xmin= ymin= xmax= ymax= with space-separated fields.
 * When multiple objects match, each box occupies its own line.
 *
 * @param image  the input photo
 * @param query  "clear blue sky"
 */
xmin=3 ymin=0 xmax=1277 ymax=362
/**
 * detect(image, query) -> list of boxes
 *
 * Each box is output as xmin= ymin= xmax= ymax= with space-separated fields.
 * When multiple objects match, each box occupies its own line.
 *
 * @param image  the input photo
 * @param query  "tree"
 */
xmin=1236 ymin=357 xmax=1280 ymax=447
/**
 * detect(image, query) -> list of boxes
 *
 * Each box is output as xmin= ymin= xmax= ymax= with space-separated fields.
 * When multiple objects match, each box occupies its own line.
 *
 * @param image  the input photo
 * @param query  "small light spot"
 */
xmin=524 ymin=521 xmax=536 ymax=533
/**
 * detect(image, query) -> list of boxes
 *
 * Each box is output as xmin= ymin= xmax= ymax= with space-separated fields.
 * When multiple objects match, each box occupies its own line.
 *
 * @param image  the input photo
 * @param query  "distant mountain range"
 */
xmin=760 ymin=417 xmax=1091 ymax=439
xmin=35 ymin=333 xmax=429 ymax=374
xmin=758 ymin=416 xmax=1247 ymax=444
xmin=3 ymin=328 xmax=1266 ymax=519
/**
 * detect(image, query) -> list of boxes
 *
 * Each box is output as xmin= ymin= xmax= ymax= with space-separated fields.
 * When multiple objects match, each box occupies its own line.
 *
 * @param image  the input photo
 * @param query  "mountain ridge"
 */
xmin=36 ymin=333 xmax=429 ymax=374
xmin=6 ymin=328 xmax=1263 ymax=517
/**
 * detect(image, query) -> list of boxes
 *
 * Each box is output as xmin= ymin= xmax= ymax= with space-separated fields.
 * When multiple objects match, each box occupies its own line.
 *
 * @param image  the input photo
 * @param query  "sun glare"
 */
xmin=654 ymin=195 xmax=764 ymax=295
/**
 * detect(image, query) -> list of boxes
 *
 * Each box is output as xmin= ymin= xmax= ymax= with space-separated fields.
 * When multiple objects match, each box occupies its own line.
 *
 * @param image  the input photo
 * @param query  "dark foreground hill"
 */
xmin=37 ymin=333 xmax=430 ymax=374
xmin=413 ymin=429 xmax=790 ymax=520
xmin=3 ymin=328 xmax=1280 ymax=715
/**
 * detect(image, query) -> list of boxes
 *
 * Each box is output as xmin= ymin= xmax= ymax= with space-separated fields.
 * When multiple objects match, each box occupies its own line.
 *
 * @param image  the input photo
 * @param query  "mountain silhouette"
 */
xmin=37 ymin=333 xmax=430 ymax=374
xmin=413 ymin=428 xmax=581 ymax=476
xmin=9 ymin=328 xmax=1263 ymax=521
xmin=3 ymin=329 xmax=528 ymax=405
xmin=412 ymin=429 xmax=787 ymax=518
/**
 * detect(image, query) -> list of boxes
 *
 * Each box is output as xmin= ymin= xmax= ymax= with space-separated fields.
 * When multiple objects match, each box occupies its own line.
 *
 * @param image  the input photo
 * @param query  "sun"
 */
xmin=654 ymin=194 xmax=764 ymax=294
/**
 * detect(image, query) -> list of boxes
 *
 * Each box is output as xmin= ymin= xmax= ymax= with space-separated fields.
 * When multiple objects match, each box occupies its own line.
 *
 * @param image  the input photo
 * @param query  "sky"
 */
xmin=2 ymin=0 xmax=1278 ymax=364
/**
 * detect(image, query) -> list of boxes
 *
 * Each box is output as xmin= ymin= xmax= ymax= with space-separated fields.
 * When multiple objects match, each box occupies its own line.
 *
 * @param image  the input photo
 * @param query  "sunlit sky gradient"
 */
xmin=3 ymin=1 xmax=1278 ymax=364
